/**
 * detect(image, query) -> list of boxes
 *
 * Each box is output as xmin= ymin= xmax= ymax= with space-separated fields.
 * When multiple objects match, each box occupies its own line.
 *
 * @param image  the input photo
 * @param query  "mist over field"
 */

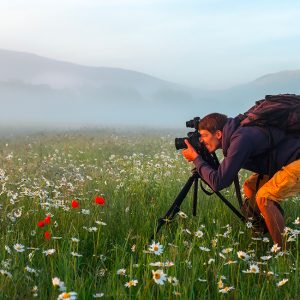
xmin=1 ymin=49 xmax=300 ymax=132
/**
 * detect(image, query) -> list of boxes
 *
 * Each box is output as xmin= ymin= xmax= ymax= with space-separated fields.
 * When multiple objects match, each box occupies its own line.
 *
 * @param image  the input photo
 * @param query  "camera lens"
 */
xmin=175 ymin=138 xmax=187 ymax=150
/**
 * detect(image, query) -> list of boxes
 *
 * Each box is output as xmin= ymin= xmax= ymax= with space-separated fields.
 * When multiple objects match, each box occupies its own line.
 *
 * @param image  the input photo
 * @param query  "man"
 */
xmin=182 ymin=113 xmax=300 ymax=247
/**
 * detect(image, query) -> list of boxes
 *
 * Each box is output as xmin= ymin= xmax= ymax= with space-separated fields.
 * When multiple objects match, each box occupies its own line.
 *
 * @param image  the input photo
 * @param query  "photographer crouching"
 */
xmin=181 ymin=113 xmax=300 ymax=248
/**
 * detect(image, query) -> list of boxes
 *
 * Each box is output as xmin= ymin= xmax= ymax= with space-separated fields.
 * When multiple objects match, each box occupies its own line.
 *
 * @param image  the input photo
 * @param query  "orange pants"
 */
xmin=243 ymin=160 xmax=300 ymax=207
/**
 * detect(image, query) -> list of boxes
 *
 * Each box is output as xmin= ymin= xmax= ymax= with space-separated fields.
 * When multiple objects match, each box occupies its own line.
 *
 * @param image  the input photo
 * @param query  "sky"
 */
xmin=1 ymin=0 xmax=300 ymax=89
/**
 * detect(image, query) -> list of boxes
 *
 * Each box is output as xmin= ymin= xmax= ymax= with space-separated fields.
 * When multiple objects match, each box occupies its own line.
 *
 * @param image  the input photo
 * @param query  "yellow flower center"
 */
xmin=154 ymin=273 xmax=161 ymax=280
xmin=63 ymin=293 xmax=70 ymax=299
xmin=153 ymin=245 xmax=159 ymax=251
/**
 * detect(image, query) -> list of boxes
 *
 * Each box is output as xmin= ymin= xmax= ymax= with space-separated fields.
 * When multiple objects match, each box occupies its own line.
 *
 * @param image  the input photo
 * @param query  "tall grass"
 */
xmin=0 ymin=130 xmax=299 ymax=299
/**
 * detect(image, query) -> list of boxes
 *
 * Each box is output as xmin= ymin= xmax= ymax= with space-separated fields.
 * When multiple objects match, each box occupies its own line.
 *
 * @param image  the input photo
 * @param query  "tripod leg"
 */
xmin=151 ymin=174 xmax=197 ymax=239
xmin=193 ymin=177 xmax=198 ymax=216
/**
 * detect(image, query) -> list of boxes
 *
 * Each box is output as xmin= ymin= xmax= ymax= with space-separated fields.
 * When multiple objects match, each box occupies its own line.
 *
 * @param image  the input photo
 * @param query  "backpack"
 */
xmin=238 ymin=94 xmax=300 ymax=134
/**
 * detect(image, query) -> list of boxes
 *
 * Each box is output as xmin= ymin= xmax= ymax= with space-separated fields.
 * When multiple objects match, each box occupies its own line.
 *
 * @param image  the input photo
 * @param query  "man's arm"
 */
xmin=191 ymin=134 xmax=254 ymax=191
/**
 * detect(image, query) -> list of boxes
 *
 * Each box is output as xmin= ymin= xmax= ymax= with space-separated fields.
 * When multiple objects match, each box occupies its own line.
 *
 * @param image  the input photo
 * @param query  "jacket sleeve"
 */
xmin=193 ymin=132 xmax=255 ymax=191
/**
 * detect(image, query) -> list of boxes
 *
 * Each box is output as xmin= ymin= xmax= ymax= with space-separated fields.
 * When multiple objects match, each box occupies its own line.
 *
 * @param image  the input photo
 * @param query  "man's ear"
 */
xmin=215 ymin=130 xmax=222 ymax=140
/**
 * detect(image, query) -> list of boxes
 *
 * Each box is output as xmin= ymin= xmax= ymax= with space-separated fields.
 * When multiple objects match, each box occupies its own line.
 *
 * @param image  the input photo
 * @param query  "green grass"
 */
xmin=0 ymin=129 xmax=299 ymax=299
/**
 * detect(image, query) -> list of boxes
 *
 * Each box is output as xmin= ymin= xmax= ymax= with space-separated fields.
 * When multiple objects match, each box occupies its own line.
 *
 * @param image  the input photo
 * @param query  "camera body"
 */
xmin=175 ymin=117 xmax=219 ymax=169
xmin=175 ymin=117 xmax=202 ymax=153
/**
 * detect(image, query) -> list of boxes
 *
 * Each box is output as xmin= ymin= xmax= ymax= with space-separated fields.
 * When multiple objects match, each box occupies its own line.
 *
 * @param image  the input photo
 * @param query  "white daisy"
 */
xmin=43 ymin=249 xmax=56 ymax=256
xmin=124 ymin=279 xmax=138 ymax=288
xmin=149 ymin=241 xmax=164 ymax=255
xmin=237 ymin=251 xmax=249 ymax=260
xmin=271 ymin=244 xmax=281 ymax=253
xmin=167 ymin=276 xmax=179 ymax=286
xmin=14 ymin=243 xmax=25 ymax=252
xmin=152 ymin=269 xmax=167 ymax=285
xmin=178 ymin=211 xmax=188 ymax=218
xmin=57 ymin=292 xmax=77 ymax=300
xmin=195 ymin=230 xmax=204 ymax=238
xmin=199 ymin=246 xmax=210 ymax=252
xmin=276 ymin=278 xmax=288 ymax=287
xmin=219 ymin=286 xmax=234 ymax=293
xmin=116 ymin=268 xmax=126 ymax=276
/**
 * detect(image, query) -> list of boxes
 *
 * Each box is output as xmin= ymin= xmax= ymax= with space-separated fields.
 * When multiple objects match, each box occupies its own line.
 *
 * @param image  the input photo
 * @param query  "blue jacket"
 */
xmin=193 ymin=117 xmax=300 ymax=192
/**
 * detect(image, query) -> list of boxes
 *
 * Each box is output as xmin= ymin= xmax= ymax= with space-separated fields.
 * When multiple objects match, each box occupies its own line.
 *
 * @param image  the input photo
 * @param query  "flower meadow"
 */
xmin=0 ymin=129 xmax=299 ymax=299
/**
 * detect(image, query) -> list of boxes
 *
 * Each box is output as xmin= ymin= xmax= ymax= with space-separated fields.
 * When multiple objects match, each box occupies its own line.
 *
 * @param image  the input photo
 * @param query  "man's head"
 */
xmin=198 ymin=113 xmax=228 ymax=153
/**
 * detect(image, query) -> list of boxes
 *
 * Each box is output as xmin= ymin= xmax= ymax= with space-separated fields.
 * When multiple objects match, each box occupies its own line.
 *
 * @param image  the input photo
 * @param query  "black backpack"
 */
xmin=238 ymin=94 xmax=300 ymax=134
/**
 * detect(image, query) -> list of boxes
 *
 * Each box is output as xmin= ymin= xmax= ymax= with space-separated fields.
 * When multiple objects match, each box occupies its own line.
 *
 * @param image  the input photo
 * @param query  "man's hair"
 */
xmin=198 ymin=113 xmax=228 ymax=133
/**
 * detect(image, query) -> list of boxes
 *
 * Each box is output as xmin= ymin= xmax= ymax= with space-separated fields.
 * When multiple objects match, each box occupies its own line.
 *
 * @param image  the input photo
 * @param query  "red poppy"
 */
xmin=44 ymin=231 xmax=51 ymax=240
xmin=71 ymin=200 xmax=79 ymax=208
xmin=37 ymin=221 xmax=45 ymax=227
xmin=44 ymin=216 xmax=51 ymax=224
xmin=95 ymin=195 xmax=105 ymax=206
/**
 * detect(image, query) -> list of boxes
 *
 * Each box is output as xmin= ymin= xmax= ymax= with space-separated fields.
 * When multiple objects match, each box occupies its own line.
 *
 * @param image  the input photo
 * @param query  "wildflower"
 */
xmin=222 ymin=248 xmax=233 ymax=254
xmin=149 ymin=262 xmax=164 ymax=267
xmin=71 ymin=238 xmax=80 ymax=243
xmin=271 ymin=244 xmax=281 ymax=253
xmin=71 ymin=200 xmax=79 ymax=208
xmin=246 ymin=222 xmax=253 ymax=228
xmin=57 ymin=292 xmax=77 ymax=300
xmin=93 ymin=293 xmax=104 ymax=298
xmin=168 ymin=276 xmax=179 ymax=286
xmin=14 ymin=243 xmax=25 ymax=252
xmin=237 ymin=251 xmax=249 ymax=260
xmin=178 ymin=211 xmax=188 ymax=218
xmin=198 ymin=278 xmax=207 ymax=282
xmin=219 ymin=286 xmax=235 ymax=293
xmin=149 ymin=241 xmax=164 ymax=255
xmin=5 ymin=245 xmax=11 ymax=254
xmin=116 ymin=268 xmax=126 ymax=276
xmin=211 ymin=239 xmax=218 ymax=248
xmin=164 ymin=261 xmax=175 ymax=267
xmin=44 ymin=231 xmax=51 ymax=240
xmin=37 ymin=221 xmax=45 ymax=227
xmin=218 ymin=278 xmax=224 ymax=289
xmin=293 ymin=217 xmax=300 ymax=225
xmin=276 ymin=278 xmax=288 ymax=287
xmin=224 ymin=260 xmax=237 ymax=265
xmin=131 ymin=244 xmax=136 ymax=252
xmin=81 ymin=209 xmax=90 ymax=215
xmin=199 ymin=246 xmax=210 ymax=252
xmin=152 ymin=269 xmax=167 ymax=285
xmin=0 ymin=269 xmax=12 ymax=278
xmin=25 ymin=266 xmax=38 ymax=274
xmin=124 ymin=279 xmax=138 ymax=288
xmin=70 ymin=252 xmax=82 ymax=257
xmin=242 ymin=264 xmax=260 ymax=274
xmin=95 ymin=220 xmax=107 ymax=226
xmin=44 ymin=216 xmax=51 ymax=224
xmin=208 ymin=258 xmax=215 ymax=264
xmin=52 ymin=277 xmax=61 ymax=287
xmin=95 ymin=195 xmax=105 ymax=206
xmin=260 ymin=255 xmax=272 ymax=261
xmin=43 ymin=249 xmax=56 ymax=256
xmin=195 ymin=230 xmax=204 ymax=238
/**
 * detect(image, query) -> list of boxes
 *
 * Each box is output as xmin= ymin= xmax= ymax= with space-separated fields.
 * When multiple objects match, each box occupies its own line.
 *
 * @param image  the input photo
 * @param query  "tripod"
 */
xmin=151 ymin=169 xmax=246 ymax=240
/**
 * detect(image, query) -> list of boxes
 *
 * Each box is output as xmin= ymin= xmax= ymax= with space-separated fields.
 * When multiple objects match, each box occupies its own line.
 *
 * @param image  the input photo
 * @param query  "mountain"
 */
xmin=0 ymin=49 xmax=299 ymax=127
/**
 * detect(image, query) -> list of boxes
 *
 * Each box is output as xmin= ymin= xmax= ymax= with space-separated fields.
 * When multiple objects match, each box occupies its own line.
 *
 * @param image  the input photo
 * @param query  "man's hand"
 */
xmin=182 ymin=139 xmax=199 ymax=162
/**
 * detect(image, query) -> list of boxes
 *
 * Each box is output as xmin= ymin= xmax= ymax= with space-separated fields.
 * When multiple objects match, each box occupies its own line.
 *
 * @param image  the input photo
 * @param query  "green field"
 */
xmin=0 ymin=130 xmax=299 ymax=299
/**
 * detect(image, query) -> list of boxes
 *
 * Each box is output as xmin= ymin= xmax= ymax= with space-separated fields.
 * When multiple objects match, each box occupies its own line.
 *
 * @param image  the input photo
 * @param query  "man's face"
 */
xmin=199 ymin=129 xmax=222 ymax=153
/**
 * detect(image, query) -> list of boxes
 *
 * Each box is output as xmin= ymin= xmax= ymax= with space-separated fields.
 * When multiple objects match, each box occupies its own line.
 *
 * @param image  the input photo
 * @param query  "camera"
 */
xmin=175 ymin=117 xmax=219 ymax=169
xmin=175 ymin=117 xmax=202 ymax=153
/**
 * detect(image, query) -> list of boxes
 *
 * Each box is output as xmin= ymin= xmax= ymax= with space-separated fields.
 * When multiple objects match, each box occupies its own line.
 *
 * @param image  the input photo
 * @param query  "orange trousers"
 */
xmin=243 ymin=159 xmax=300 ymax=207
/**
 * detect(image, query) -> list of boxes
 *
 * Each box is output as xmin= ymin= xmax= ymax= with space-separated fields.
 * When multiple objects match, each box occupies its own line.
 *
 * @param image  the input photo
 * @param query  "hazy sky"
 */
xmin=1 ymin=0 xmax=300 ymax=89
